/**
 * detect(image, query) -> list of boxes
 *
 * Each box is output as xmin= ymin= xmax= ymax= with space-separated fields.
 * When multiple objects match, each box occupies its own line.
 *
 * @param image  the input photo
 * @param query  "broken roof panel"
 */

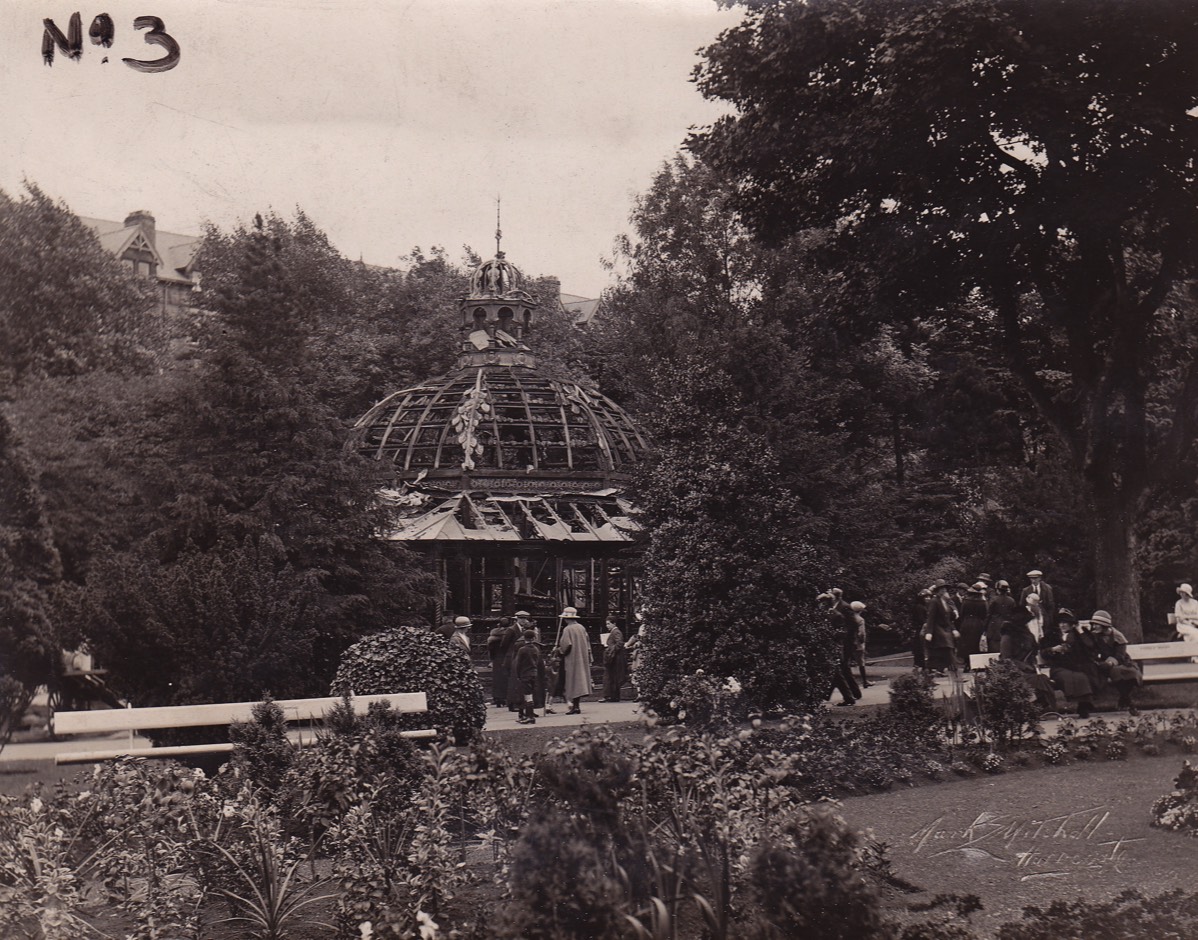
xmin=379 ymin=489 xmax=640 ymax=543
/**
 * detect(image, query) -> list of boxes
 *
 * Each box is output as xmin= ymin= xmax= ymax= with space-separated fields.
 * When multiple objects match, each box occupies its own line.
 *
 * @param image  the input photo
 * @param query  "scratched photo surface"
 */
xmin=5 ymin=2 xmax=1198 ymax=936
xmin=0 ymin=0 xmax=739 ymax=296
xmin=842 ymin=756 xmax=1197 ymax=935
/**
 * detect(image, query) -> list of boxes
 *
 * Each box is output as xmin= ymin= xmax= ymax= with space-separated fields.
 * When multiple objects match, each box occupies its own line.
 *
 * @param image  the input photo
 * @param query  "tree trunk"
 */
xmin=1090 ymin=494 xmax=1143 ymax=643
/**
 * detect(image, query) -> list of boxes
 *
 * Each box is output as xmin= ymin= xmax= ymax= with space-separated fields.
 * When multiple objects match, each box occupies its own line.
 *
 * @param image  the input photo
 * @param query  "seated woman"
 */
xmin=997 ymin=613 xmax=1058 ymax=712
xmin=1044 ymin=609 xmax=1141 ymax=718
xmin=1175 ymin=583 xmax=1198 ymax=642
xmin=1042 ymin=609 xmax=1096 ymax=718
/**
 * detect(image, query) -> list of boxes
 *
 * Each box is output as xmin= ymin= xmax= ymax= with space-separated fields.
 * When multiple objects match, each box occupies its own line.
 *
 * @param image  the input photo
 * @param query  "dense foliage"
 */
xmin=690 ymin=0 xmax=1198 ymax=638
xmin=330 ymin=626 xmax=487 ymax=744
xmin=0 ymin=184 xmax=161 ymax=745
xmin=5 ymin=693 xmax=1198 ymax=937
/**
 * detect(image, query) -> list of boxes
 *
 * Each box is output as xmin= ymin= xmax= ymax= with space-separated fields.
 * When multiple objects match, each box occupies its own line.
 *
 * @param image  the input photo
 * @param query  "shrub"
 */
xmin=227 ymin=696 xmax=296 ymax=794
xmin=744 ymin=808 xmax=894 ymax=940
xmin=330 ymin=627 xmax=486 ymax=744
xmin=969 ymin=661 xmax=1042 ymax=747
xmin=996 ymin=889 xmax=1198 ymax=940
xmin=653 ymin=670 xmax=746 ymax=728
xmin=276 ymin=698 xmax=424 ymax=834
xmin=498 ymin=808 xmax=630 ymax=940
xmin=888 ymin=671 xmax=941 ymax=741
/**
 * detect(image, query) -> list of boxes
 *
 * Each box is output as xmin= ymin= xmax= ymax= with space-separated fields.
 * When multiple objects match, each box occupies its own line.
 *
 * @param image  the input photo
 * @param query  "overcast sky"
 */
xmin=0 ymin=0 xmax=740 ymax=297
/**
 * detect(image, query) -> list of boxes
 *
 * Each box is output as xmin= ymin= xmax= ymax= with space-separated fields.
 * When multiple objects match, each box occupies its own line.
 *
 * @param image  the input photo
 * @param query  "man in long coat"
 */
xmin=923 ymin=581 xmax=959 ymax=674
xmin=556 ymin=607 xmax=593 ymax=714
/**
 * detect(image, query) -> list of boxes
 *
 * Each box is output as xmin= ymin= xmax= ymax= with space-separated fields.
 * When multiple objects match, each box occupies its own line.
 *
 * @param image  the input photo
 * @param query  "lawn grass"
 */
xmin=841 ymin=752 xmax=1196 ymax=938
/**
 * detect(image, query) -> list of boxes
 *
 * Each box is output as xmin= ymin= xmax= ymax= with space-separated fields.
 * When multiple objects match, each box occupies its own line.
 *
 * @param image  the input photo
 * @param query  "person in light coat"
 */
xmin=1174 ymin=584 xmax=1198 ymax=641
xmin=556 ymin=607 xmax=593 ymax=714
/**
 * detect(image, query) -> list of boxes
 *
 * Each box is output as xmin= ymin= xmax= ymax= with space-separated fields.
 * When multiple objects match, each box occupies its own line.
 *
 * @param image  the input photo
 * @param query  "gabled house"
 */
xmin=79 ymin=211 xmax=201 ymax=315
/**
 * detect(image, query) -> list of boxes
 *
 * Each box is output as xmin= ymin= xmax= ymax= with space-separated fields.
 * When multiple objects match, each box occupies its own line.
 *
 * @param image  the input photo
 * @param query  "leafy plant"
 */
xmin=203 ymin=794 xmax=335 ymax=940
xmin=228 ymin=697 xmax=296 ymax=794
xmin=743 ymin=807 xmax=893 ymax=940
xmin=330 ymin=627 xmax=486 ymax=744
xmin=969 ymin=660 xmax=1042 ymax=747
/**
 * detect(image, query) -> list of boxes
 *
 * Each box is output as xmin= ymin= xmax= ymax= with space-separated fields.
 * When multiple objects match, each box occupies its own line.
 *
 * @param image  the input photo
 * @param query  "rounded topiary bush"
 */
xmin=330 ymin=626 xmax=486 ymax=744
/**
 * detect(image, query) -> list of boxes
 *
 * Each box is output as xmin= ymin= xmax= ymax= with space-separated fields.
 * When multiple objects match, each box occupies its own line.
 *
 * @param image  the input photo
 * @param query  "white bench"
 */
xmin=971 ymin=642 xmax=1198 ymax=683
xmin=52 ymin=692 xmax=433 ymax=765
xmin=1126 ymin=642 xmax=1198 ymax=682
xmin=969 ymin=653 xmax=1002 ymax=671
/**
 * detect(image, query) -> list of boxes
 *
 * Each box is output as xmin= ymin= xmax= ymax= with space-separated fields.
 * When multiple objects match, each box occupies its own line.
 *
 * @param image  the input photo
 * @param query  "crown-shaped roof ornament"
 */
xmin=459 ymin=200 xmax=539 ymax=368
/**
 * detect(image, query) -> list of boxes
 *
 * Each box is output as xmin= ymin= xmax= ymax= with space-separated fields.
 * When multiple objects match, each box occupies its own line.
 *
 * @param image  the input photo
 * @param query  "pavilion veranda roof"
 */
xmin=378 ymin=487 xmax=639 ymax=543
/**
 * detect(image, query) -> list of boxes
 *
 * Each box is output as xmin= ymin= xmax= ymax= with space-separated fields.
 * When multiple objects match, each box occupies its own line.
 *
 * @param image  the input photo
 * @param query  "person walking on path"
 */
xmin=850 ymin=601 xmax=870 ymax=689
xmin=487 ymin=618 xmax=511 ymax=706
xmin=450 ymin=617 xmax=473 ymax=658
xmin=1174 ymin=584 xmax=1198 ymax=641
xmin=601 ymin=620 xmax=628 ymax=702
xmin=556 ymin=607 xmax=593 ymax=714
xmin=820 ymin=591 xmax=860 ymax=705
xmin=956 ymin=583 xmax=989 ymax=659
xmin=910 ymin=587 xmax=932 ymax=671
xmin=985 ymin=580 xmax=1018 ymax=653
xmin=923 ymin=581 xmax=959 ymax=675
xmin=512 ymin=629 xmax=544 ymax=724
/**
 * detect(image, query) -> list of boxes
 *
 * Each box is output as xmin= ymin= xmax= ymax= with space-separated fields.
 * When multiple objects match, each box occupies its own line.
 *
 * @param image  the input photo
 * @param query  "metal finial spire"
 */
xmin=495 ymin=195 xmax=503 ymax=257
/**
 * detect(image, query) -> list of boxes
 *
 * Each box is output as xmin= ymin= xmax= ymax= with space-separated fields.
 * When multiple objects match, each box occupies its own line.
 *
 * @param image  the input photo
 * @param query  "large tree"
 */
xmin=0 ymin=184 xmax=163 ymax=726
xmin=692 ymin=0 xmax=1198 ymax=639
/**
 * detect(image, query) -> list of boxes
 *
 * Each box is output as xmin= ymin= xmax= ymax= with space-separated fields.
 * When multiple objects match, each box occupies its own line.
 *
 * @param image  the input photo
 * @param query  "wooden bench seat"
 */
xmin=1126 ymin=641 xmax=1198 ymax=682
xmin=53 ymin=692 xmax=433 ymax=765
xmin=971 ymin=642 xmax=1198 ymax=684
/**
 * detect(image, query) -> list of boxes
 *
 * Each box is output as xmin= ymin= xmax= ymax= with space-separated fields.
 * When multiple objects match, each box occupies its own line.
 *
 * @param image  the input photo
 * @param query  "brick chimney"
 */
xmin=124 ymin=210 xmax=156 ymax=245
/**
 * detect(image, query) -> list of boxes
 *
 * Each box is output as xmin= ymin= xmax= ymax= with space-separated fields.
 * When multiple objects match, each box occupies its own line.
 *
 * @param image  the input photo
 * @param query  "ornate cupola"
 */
xmin=458 ymin=251 xmax=539 ymax=369
xmin=458 ymin=205 xmax=539 ymax=369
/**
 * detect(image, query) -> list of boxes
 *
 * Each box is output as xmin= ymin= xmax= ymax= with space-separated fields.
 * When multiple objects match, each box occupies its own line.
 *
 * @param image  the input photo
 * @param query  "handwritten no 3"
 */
xmin=42 ymin=12 xmax=179 ymax=73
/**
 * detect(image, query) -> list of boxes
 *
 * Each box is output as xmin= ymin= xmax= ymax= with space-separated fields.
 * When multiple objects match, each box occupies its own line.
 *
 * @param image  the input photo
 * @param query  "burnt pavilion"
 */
xmin=349 ymin=251 xmax=648 ymax=633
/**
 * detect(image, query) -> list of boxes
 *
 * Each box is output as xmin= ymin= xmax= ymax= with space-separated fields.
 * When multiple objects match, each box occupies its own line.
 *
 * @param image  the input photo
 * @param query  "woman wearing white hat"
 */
xmin=1175 ymin=584 xmax=1198 ymax=642
xmin=556 ymin=607 xmax=593 ymax=714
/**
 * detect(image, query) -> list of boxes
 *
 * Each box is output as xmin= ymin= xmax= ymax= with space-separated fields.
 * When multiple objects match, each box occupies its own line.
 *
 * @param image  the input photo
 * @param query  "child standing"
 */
xmin=513 ymin=629 xmax=544 ymax=724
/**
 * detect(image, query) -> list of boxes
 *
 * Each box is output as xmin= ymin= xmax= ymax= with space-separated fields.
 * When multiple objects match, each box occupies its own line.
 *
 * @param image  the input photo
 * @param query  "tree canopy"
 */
xmin=691 ymin=0 xmax=1198 ymax=638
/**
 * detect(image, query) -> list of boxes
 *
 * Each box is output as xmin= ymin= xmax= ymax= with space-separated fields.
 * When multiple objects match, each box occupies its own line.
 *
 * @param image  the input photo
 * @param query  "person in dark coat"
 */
xmin=956 ymin=583 xmax=990 ymax=659
xmin=910 ymin=588 xmax=932 ymax=671
xmin=601 ymin=620 xmax=628 ymax=702
xmin=1044 ymin=609 xmax=1140 ymax=718
xmin=488 ymin=618 xmax=511 ymax=706
xmin=1020 ymin=569 xmax=1057 ymax=632
xmin=923 ymin=581 xmax=960 ymax=675
xmin=512 ymin=630 xmax=544 ymax=724
xmin=998 ymin=617 xmax=1058 ymax=712
xmin=1041 ymin=609 xmax=1094 ymax=717
xmin=984 ymin=580 xmax=1018 ymax=653
xmin=499 ymin=616 xmax=523 ymax=712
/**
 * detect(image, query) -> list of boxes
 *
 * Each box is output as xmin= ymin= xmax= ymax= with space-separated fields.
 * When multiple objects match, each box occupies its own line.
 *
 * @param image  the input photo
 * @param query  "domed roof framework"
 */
xmin=355 ymin=368 xmax=645 ymax=481
xmin=350 ymin=243 xmax=648 ymax=632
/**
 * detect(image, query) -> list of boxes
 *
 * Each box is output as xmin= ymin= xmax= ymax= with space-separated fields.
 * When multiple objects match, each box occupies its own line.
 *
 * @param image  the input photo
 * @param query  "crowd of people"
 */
xmin=823 ymin=569 xmax=1198 ymax=718
xmin=438 ymin=608 xmax=633 ymax=724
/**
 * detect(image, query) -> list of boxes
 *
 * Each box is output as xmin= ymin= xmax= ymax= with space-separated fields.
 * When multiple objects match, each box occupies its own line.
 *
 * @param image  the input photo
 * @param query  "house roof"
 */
xmin=78 ymin=215 xmax=200 ymax=282
xmin=560 ymin=292 xmax=601 ymax=326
